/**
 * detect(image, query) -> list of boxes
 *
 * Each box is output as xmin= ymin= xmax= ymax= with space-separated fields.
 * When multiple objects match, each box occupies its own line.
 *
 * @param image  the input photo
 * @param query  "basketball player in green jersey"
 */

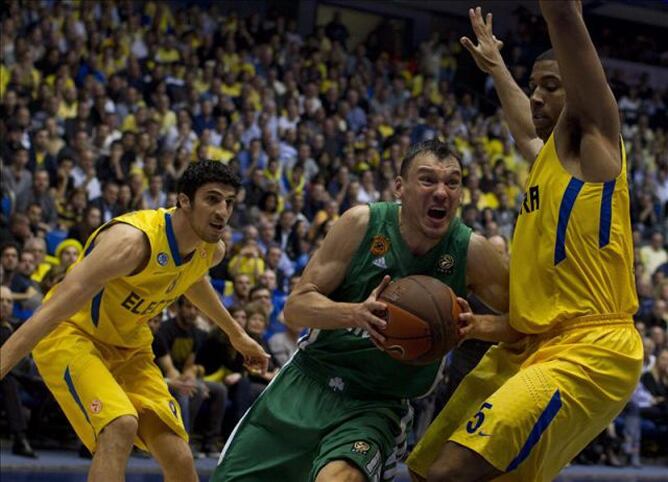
xmin=408 ymin=2 xmax=642 ymax=481
xmin=212 ymin=140 xmax=511 ymax=482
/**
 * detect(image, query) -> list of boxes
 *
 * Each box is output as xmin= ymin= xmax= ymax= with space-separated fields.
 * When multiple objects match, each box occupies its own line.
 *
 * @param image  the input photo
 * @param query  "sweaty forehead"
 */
xmin=530 ymin=60 xmax=561 ymax=82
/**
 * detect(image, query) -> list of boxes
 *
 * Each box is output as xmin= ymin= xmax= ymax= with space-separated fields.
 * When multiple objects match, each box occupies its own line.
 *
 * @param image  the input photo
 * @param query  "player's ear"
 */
xmin=394 ymin=176 xmax=404 ymax=199
xmin=177 ymin=192 xmax=192 ymax=210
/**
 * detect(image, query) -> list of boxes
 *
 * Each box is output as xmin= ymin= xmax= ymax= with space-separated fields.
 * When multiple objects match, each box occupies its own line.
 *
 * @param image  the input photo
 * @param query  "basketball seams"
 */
xmin=378 ymin=275 xmax=459 ymax=364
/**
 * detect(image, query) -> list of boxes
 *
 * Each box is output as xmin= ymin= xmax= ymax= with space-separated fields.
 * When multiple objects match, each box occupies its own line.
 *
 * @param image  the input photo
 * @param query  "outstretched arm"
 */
xmin=461 ymin=7 xmax=543 ymax=162
xmin=185 ymin=242 xmax=270 ymax=373
xmin=0 ymin=224 xmax=148 ymax=379
xmin=540 ymin=0 xmax=621 ymax=180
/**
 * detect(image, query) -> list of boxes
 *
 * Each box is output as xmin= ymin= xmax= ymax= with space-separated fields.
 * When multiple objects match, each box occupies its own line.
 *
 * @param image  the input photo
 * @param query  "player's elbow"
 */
xmin=283 ymin=296 xmax=301 ymax=329
xmin=283 ymin=286 xmax=314 ymax=329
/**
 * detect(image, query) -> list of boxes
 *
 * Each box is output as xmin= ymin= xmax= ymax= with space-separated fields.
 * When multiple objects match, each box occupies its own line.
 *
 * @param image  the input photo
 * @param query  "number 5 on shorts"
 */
xmin=466 ymin=402 xmax=493 ymax=434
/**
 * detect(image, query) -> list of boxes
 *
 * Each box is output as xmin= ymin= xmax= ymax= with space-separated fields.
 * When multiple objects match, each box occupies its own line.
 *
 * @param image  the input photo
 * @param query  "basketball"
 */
xmin=377 ymin=275 xmax=461 ymax=365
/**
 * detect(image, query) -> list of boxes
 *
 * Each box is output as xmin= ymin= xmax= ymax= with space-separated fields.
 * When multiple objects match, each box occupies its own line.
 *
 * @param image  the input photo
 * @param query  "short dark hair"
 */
xmin=535 ymin=49 xmax=556 ymax=63
xmin=399 ymin=140 xmax=462 ymax=178
xmin=177 ymin=160 xmax=241 ymax=206
xmin=1 ymin=242 xmax=20 ymax=257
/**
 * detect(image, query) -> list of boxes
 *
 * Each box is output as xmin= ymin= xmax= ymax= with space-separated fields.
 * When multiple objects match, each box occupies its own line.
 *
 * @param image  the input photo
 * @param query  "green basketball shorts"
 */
xmin=212 ymin=359 xmax=412 ymax=481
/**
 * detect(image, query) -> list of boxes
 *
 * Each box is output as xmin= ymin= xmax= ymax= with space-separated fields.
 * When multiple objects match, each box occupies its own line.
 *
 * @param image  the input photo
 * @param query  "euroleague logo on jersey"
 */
xmin=89 ymin=398 xmax=103 ymax=414
xmin=370 ymin=235 xmax=390 ymax=257
xmin=157 ymin=252 xmax=169 ymax=266
xmin=437 ymin=254 xmax=455 ymax=275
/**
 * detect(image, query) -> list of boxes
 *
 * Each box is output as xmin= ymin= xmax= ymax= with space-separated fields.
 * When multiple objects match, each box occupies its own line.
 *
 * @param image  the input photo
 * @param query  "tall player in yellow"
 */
xmin=0 ymin=160 xmax=269 ymax=482
xmin=408 ymin=2 xmax=642 ymax=481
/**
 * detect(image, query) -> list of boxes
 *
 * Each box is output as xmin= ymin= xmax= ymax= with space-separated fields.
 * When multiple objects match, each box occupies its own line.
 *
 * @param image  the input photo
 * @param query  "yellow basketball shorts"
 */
xmin=33 ymin=322 xmax=188 ymax=453
xmin=407 ymin=315 xmax=643 ymax=482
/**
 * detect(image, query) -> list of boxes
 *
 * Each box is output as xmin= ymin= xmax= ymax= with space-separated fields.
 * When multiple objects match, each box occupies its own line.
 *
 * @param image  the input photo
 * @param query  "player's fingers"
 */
xmin=456 ymin=297 xmax=472 ymax=313
xmin=366 ymin=299 xmax=387 ymax=315
xmin=470 ymin=7 xmax=484 ymax=37
xmin=460 ymin=36 xmax=476 ymax=54
xmin=486 ymin=12 xmax=493 ymax=33
xmin=366 ymin=324 xmax=387 ymax=344
xmin=367 ymin=311 xmax=388 ymax=331
xmin=371 ymin=275 xmax=391 ymax=298
xmin=459 ymin=324 xmax=473 ymax=340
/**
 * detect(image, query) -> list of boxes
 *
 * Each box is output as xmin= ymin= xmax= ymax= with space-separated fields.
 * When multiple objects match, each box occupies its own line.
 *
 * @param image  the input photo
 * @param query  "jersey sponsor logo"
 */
xmin=372 ymin=256 xmax=388 ymax=269
xmin=437 ymin=254 xmax=455 ymax=275
xmin=352 ymin=441 xmax=370 ymax=454
xmin=520 ymin=185 xmax=540 ymax=215
xmin=157 ymin=252 xmax=169 ymax=266
xmin=89 ymin=398 xmax=103 ymax=414
xmin=121 ymin=291 xmax=177 ymax=316
xmin=329 ymin=376 xmax=345 ymax=392
xmin=370 ymin=235 xmax=390 ymax=257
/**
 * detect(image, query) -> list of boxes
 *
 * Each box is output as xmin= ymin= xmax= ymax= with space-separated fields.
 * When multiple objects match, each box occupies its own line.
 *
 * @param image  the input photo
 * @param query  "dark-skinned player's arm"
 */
xmin=0 ymin=224 xmax=148 ymax=379
xmin=461 ymin=6 xmax=543 ymax=162
xmin=284 ymin=205 xmax=391 ymax=345
xmin=540 ymin=0 xmax=621 ymax=181
xmin=184 ymin=241 xmax=270 ymax=374
xmin=461 ymin=233 xmax=523 ymax=343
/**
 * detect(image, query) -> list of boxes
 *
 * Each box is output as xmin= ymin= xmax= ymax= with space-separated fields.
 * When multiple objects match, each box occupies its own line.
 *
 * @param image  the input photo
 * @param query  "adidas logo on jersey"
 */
xmin=372 ymin=256 xmax=387 ymax=269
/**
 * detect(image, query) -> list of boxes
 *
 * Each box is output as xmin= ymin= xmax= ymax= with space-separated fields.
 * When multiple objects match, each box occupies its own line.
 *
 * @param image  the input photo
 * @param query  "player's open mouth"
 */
xmin=210 ymin=222 xmax=224 ymax=230
xmin=427 ymin=208 xmax=447 ymax=221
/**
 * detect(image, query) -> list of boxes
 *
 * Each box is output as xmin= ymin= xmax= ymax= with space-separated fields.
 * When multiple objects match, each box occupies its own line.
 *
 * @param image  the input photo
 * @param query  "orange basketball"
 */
xmin=377 ymin=275 xmax=461 ymax=365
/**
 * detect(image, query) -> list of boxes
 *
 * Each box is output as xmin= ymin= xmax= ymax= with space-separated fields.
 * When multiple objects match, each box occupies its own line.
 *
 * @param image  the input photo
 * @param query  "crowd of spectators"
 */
xmin=0 ymin=0 xmax=666 ymax=465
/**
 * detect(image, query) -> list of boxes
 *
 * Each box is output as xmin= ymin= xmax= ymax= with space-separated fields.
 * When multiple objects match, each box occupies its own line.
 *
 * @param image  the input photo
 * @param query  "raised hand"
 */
xmin=460 ymin=6 xmax=504 ymax=74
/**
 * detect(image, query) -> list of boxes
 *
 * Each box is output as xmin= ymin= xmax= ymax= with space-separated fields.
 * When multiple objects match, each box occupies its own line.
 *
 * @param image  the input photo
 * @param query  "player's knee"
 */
xmin=172 ymin=449 xmax=197 ymax=477
xmin=100 ymin=415 xmax=138 ymax=446
xmin=316 ymin=460 xmax=366 ymax=482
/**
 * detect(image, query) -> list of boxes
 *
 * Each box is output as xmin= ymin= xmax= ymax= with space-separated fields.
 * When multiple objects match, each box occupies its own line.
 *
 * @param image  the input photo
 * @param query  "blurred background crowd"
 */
xmin=0 ymin=0 xmax=666 ymax=467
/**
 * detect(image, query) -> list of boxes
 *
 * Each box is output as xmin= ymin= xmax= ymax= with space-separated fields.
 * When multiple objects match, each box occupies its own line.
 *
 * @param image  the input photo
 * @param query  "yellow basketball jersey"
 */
xmin=52 ymin=208 xmax=218 ymax=348
xmin=510 ymin=135 xmax=637 ymax=333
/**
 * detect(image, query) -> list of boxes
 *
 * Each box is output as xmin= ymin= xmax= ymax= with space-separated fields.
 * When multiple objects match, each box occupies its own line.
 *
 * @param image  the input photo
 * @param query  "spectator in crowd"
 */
xmin=54 ymin=238 xmax=83 ymax=270
xmin=153 ymin=297 xmax=228 ymax=458
xmin=0 ymin=285 xmax=37 ymax=457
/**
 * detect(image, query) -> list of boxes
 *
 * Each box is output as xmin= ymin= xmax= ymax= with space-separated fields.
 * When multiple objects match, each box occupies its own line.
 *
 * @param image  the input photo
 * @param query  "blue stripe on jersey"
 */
xmin=64 ymin=366 xmax=92 ymax=424
xmin=91 ymin=289 xmax=104 ymax=327
xmin=599 ymin=180 xmax=616 ymax=248
xmin=554 ymin=178 xmax=584 ymax=265
xmin=164 ymin=212 xmax=183 ymax=266
xmin=506 ymin=389 xmax=562 ymax=472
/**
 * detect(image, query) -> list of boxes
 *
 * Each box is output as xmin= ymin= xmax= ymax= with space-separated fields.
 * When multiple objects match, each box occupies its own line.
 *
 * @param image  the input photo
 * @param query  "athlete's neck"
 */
xmin=398 ymin=207 xmax=440 ymax=257
xmin=169 ymin=209 xmax=202 ymax=257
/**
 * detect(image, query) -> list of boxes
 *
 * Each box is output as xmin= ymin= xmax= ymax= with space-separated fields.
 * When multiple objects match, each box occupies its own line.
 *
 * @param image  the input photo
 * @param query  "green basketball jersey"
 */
xmin=295 ymin=201 xmax=472 ymax=400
